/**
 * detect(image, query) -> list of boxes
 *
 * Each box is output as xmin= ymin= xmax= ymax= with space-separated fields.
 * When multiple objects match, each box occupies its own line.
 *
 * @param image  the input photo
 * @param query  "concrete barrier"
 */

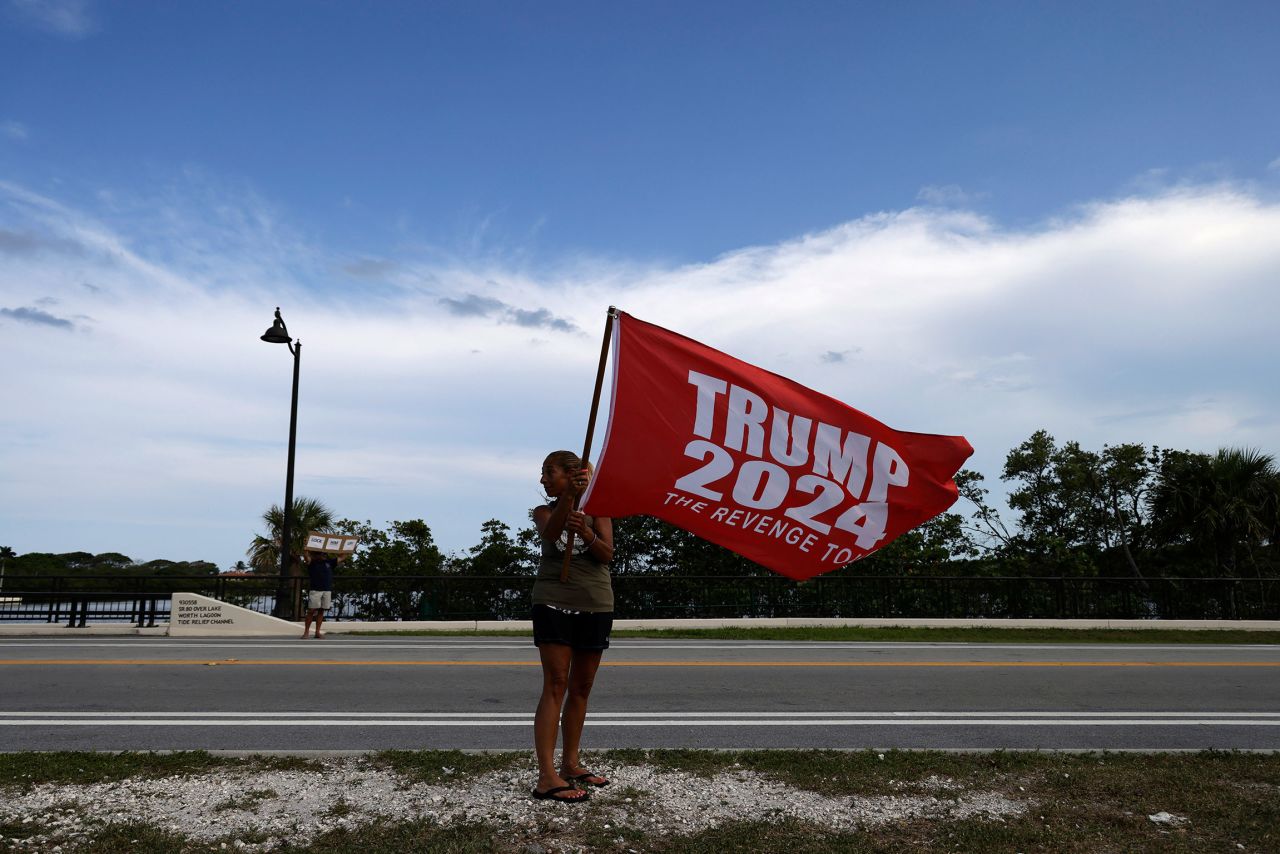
xmin=316 ymin=616 xmax=1280 ymax=634
xmin=0 ymin=595 xmax=1277 ymax=637
xmin=168 ymin=592 xmax=298 ymax=637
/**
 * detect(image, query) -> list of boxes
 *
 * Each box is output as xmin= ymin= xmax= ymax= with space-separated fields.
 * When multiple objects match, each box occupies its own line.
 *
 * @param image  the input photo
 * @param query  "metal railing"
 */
xmin=0 ymin=590 xmax=168 ymax=627
xmin=607 ymin=575 xmax=1277 ymax=621
xmin=1 ymin=574 xmax=1276 ymax=625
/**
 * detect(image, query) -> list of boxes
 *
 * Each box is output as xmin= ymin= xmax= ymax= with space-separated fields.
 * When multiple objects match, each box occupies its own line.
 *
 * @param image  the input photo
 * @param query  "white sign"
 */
xmin=173 ymin=596 xmax=236 ymax=628
xmin=305 ymin=531 xmax=358 ymax=554
xmin=169 ymin=592 xmax=298 ymax=636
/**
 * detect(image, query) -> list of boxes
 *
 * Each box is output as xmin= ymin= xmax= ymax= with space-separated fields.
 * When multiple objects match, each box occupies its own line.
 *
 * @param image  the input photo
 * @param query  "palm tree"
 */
xmin=1151 ymin=448 xmax=1280 ymax=576
xmin=246 ymin=497 xmax=336 ymax=574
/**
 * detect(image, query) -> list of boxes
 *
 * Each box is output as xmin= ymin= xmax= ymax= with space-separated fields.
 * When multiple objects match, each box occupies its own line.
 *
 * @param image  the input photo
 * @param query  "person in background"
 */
xmin=301 ymin=550 xmax=344 ymax=639
xmin=529 ymin=450 xmax=615 ymax=803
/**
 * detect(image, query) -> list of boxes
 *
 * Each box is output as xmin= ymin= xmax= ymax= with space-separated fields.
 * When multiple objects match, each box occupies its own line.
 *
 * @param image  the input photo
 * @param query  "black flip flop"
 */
xmin=567 ymin=771 xmax=610 ymax=788
xmin=531 ymin=785 xmax=590 ymax=803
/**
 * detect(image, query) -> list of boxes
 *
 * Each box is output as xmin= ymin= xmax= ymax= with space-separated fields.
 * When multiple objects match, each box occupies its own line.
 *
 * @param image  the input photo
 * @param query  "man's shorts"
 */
xmin=307 ymin=590 xmax=332 ymax=611
xmin=532 ymin=604 xmax=613 ymax=651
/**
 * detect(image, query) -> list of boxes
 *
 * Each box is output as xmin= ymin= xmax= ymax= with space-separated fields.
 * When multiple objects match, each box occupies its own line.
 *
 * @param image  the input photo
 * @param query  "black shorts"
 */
xmin=532 ymin=604 xmax=614 ymax=651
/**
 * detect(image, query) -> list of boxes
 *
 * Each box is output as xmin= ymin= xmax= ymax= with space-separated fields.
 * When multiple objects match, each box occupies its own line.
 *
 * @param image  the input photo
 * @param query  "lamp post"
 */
xmin=260 ymin=308 xmax=301 ymax=620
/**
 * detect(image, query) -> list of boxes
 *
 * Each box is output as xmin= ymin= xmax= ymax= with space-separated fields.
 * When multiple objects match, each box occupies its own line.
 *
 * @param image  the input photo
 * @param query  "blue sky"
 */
xmin=7 ymin=1 xmax=1278 ymax=262
xmin=2 ymin=0 xmax=1279 ymax=568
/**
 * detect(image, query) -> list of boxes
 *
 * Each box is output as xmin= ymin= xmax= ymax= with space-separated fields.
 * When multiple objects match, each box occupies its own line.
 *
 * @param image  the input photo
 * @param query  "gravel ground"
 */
xmin=0 ymin=758 xmax=1028 ymax=851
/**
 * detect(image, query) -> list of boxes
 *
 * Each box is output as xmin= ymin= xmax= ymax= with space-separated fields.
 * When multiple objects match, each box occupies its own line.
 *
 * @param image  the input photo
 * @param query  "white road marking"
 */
xmin=2 ymin=711 xmax=1279 ymax=718
xmin=1 ymin=718 xmax=1279 ymax=727
xmin=0 ymin=711 xmax=1278 ymax=728
xmin=2 ymin=641 xmax=1278 ymax=651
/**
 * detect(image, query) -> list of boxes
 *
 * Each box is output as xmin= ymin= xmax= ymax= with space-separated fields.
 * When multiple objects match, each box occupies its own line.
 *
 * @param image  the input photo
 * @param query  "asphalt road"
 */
xmin=1 ymin=637 xmax=1278 ymax=751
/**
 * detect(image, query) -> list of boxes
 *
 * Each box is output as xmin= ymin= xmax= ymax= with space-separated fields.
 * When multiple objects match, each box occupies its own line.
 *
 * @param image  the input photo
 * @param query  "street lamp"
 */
xmin=260 ymin=308 xmax=301 ymax=620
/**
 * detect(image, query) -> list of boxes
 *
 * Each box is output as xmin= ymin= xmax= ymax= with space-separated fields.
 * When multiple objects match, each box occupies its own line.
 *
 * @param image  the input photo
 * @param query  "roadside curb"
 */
xmin=3 ymin=616 xmax=1280 ymax=636
xmin=1 ymin=746 xmax=1277 ymax=754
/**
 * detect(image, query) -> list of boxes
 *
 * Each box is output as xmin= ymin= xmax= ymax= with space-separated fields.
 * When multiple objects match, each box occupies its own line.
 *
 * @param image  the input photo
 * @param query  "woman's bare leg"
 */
xmin=534 ymin=643 xmax=583 ymax=797
xmin=559 ymin=649 xmax=603 ymax=778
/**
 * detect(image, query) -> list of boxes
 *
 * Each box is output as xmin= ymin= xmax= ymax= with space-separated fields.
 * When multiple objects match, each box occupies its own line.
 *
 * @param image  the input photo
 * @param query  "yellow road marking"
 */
xmin=1 ymin=659 xmax=1278 ymax=667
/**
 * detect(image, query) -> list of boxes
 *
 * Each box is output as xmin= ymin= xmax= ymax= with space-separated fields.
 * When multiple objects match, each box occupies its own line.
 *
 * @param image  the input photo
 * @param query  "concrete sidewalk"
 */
xmin=2 ymin=616 xmax=1279 ymax=636
xmin=2 ymin=589 xmax=1277 ymax=636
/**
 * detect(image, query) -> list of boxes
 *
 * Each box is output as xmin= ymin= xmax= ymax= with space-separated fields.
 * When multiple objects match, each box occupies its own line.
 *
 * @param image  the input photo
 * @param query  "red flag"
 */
xmin=581 ymin=312 xmax=973 ymax=581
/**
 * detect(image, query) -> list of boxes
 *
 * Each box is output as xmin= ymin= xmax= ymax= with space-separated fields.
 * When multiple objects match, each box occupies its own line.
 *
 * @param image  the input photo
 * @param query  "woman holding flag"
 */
xmin=529 ymin=450 xmax=615 ymax=803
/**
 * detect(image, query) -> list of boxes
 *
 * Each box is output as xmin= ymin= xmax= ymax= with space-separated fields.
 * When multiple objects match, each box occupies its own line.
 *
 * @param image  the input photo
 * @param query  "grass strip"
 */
xmin=615 ymin=749 xmax=1280 ymax=853
xmin=42 ymin=819 xmax=504 ymax=854
xmin=2 ymin=750 xmax=1277 ymax=853
xmin=0 ymin=750 xmax=321 ymax=790
xmin=348 ymin=625 xmax=1280 ymax=643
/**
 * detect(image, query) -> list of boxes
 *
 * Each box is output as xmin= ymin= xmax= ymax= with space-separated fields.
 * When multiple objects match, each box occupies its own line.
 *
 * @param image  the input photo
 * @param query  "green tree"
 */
xmin=1000 ymin=430 xmax=1095 ymax=574
xmin=57 ymin=552 xmax=97 ymax=570
xmin=605 ymin=514 xmax=801 ymax=618
xmin=83 ymin=553 xmax=134 ymax=571
xmin=459 ymin=519 xmax=537 ymax=577
xmin=955 ymin=468 xmax=1017 ymax=558
xmin=863 ymin=511 xmax=979 ymax=577
xmin=448 ymin=519 xmax=539 ymax=618
xmin=1150 ymin=448 xmax=1280 ymax=578
xmin=333 ymin=518 xmax=446 ymax=619
xmin=0 ymin=545 xmax=14 ymax=592
xmin=135 ymin=559 xmax=219 ymax=577
xmin=246 ymin=497 xmax=336 ymax=574
xmin=995 ymin=430 xmax=1161 ymax=578
xmin=1093 ymin=443 xmax=1162 ymax=581
xmin=246 ymin=497 xmax=335 ymax=619
xmin=608 ymin=515 xmax=672 ymax=575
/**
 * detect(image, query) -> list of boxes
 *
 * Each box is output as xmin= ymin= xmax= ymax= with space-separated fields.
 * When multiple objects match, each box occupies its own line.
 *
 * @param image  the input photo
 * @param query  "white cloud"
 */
xmin=2 ymin=178 xmax=1278 ymax=568
xmin=8 ymin=0 xmax=94 ymax=37
xmin=916 ymin=184 xmax=985 ymax=207
xmin=1 ymin=121 xmax=29 ymax=142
